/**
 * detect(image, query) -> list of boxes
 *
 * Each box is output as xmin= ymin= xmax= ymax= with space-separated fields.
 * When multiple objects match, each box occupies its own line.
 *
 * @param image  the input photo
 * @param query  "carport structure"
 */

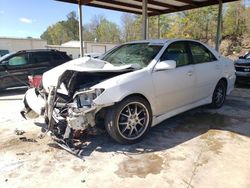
xmin=55 ymin=0 xmax=238 ymax=56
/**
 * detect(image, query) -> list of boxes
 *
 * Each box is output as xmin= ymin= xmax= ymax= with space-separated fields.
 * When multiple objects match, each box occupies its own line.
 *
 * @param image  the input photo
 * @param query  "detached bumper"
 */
xmin=21 ymin=88 xmax=45 ymax=119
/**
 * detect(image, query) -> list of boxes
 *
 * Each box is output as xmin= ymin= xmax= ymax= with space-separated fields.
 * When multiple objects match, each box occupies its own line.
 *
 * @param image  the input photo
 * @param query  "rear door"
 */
xmin=28 ymin=52 xmax=52 ymax=75
xmin=49 ymin=52 xmax=69 ymax=66
xmin=188 ymin=41 xmax=221 ymax=101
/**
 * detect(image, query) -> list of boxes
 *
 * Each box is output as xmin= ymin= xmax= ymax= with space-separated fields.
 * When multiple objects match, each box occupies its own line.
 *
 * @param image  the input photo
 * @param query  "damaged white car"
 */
xmin=21 ymin=39 xmax=236 ymax=148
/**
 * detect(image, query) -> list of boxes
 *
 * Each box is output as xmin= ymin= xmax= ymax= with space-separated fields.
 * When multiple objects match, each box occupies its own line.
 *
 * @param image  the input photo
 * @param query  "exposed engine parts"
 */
xmin=21 ymin=69 xmax=124 ymax=155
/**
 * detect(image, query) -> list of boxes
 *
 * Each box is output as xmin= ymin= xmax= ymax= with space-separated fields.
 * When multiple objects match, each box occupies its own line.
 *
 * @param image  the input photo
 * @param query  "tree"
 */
xmin=89 ymin=15 xmax=121 ymax=43
xmin=41 ymin=1 xmax=249 ymax=47
xmin=41 ymin=12 xmax=121 ymax=44
xmin=223 ymin=2 xmax=247 ymax=37
xmin=41 ymin=11 xmax=79 ymax=44
xmin=62 ymin=11 xmax=79 ymax=41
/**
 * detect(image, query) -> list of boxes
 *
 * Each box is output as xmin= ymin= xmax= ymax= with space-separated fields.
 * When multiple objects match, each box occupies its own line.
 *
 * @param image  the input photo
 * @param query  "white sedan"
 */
xmin=22 ymin=39 xmax=236 ymax=145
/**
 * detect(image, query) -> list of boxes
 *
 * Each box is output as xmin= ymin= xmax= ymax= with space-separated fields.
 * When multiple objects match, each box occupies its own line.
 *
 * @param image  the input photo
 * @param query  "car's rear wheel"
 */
xmin=105 ymin=96 xmax=152 ymax=144
xmin=210 ymin=80 xmax=226 ymax=108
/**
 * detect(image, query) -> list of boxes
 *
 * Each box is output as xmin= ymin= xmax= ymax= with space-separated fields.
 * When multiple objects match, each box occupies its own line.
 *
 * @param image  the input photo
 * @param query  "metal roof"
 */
xmin=56 ymin=0 xmax=238 ymax=16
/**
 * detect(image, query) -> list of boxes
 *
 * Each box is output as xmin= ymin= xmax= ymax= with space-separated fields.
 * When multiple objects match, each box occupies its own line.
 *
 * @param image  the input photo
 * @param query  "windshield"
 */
xmin=245 ymin=53 xmax=250 ymax=59
xmin=101 ymin=43 xmax=162 ymax=68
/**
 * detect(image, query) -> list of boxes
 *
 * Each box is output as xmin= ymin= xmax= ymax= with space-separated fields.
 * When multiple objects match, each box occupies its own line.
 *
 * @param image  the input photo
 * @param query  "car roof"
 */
xmin=16 ymin=49 xmax=60 ymax=53
xmin=0 ymin=52 xmax=15 ymax=61
xmin=119 ymin=38 xmax=220 ymax=59
xmin=124 ymin=39 xmax=210 ymax=45
xmin=125 ymin=39 xmax=169 ymax=45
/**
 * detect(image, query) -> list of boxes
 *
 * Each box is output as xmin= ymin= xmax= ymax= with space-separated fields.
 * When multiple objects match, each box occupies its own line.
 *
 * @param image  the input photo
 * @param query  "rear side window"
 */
xmin=32 ymin=52 xmax=50 ymax=63
xmin=189 ymin=42 xmax=217 ymax=64
xmin=160 ymin=42 xmax=190 ymax=67
xmin=59 ymin=52 xmax=71 ymax=60
xmin=50 ymin=52 xmax=63 ymax=61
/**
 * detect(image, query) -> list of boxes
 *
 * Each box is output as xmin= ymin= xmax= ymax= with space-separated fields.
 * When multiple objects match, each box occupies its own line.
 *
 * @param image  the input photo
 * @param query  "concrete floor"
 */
xmin=0 ymin=86 xmax=250 ymax=188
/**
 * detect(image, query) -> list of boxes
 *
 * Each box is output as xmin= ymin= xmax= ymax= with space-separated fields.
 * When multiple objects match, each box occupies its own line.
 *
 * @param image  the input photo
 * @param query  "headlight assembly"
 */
xmin=73 ymin=88 xmax=105 ymax=108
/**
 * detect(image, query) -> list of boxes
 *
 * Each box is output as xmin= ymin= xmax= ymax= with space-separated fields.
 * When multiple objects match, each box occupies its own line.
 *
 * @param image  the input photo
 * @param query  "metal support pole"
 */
xmin=215 ymin=0 xmax=223 ymax=52
xmin=78 ymin=1 xmax=84 ymax=57
xmin=158 ymin=15 xmax=160 ymax=39
xmin=142 ymin=0 xmax=148 ymax=40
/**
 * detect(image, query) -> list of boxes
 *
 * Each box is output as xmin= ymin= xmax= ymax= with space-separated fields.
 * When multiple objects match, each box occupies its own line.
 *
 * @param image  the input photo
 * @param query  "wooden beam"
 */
xmin=149 ymin=0 xmax=237 ymax=16
xmin=87 ymin=2 xmax=143 ymax=14
xmin=133 ymin=0 xmax=179 ymax=11
xmin=55 ymin=0 xmax=239 ymax=16
xmin=174 ymin=0 xmax=198 ymax=7
xmin=55 ymin=0 xmax=77 ymax=4
xmin=55 ymin=0 xmax=94 ymax=5
xmin=78 ymin=0 xmax=94 ymax=5
xmin=148 ymin=0 xmax=179 ymax=11
xmin=95 ymin=0 xmax=161 ymax=13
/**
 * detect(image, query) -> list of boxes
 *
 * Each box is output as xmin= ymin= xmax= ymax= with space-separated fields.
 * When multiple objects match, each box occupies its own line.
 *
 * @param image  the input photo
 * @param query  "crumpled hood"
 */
xmin=42 ymin=57 xmax=140 ymax=91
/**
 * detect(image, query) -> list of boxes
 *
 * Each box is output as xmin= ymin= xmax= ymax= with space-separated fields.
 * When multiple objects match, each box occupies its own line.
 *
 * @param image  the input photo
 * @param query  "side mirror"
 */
xmin=239 ymin=56 xmax=245 ymax=59
xmin=155 ymin=60 xmax=176 ymax=71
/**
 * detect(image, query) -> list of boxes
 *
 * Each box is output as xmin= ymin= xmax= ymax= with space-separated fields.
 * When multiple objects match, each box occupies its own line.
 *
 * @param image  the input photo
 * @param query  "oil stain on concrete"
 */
xmin=115 ymin=154 xmax=163 ymax=178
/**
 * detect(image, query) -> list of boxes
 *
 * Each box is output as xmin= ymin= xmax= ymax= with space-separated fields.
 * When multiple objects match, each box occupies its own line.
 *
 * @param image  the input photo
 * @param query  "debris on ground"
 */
xmin=81 ymin=179 xmax=86 ymax=183
xmin=14 ymin=129 xmax=25 ymax=135
xmin=19 ymin=137 xmax=37 ymax=143
xmin=37 ymin=132 xmax=47 ymax=139
xmin=16 ymin=152 xmax=30 ymax=156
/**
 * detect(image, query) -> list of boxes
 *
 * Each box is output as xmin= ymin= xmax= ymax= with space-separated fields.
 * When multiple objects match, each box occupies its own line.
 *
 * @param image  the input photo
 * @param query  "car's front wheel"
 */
xmin=105 ymin=96 xmax=152 ymax=144
xmin=210 ymin=80 xmax=227 ymax=108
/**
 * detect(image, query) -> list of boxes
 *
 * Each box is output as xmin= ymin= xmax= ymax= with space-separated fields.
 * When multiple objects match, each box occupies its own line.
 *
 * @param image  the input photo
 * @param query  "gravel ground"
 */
xmin=0 ymin=86 xmax=250 ymax=188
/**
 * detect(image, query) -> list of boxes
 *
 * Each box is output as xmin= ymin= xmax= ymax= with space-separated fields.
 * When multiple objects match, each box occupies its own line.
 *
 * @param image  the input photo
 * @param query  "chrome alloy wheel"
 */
xmin=214 ymin=84 xmax=225 ymax=107
xmin=117 ymin=102 xmax=150 ymax=140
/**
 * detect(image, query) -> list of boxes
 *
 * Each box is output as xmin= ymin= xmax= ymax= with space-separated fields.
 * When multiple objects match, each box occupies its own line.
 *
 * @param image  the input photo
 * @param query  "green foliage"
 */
xmin=41 ymin=1 xmax=249 ymax=45
xmin=41 ymin=12 xmax=121 ymax=44
xmin=232 ymin=45 xmax=242 ymax=53
xmin=41 ymin=11 xmax=79 ymax=44
xmin=223 ymin=2 xmax=247 ymax=37
xmin=89 ymin=15 xmax=121 ymax=43
xmin=121 ymin=1 xmax=249 ymax=44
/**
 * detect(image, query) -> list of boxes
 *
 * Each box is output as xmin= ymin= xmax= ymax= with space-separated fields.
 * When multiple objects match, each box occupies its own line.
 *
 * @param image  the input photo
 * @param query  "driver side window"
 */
xmin=8 ymin=54 xmax=28 ymax=66
xmin=160 ymin=42 xmax=190 ymax=67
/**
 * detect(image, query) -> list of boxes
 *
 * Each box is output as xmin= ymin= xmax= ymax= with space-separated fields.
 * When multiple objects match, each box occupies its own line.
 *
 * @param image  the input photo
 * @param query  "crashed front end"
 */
xmin=21 ymin=61 xmax=133 ymax=151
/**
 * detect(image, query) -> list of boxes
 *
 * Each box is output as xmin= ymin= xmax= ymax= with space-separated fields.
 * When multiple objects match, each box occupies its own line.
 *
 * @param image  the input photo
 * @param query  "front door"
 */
xmin=0 ymin=53 xmax=30 ymax=89
xmin=152 ymin=41 xmax=196 ymax=116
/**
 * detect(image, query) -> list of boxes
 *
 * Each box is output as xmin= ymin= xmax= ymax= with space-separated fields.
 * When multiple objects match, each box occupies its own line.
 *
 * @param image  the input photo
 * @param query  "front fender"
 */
xmin=93 ymin=70 xmax=156 ymax=115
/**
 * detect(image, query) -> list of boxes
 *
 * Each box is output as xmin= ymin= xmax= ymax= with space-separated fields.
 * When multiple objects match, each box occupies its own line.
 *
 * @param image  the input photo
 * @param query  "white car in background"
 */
xmin=22 ymin=39 xmax=236 ymax=147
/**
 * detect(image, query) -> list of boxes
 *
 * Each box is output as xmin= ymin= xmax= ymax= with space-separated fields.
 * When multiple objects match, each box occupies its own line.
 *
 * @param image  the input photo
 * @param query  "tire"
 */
xmin=105 ymin=96 xmax=152 ymax=144
xmin=210 ymin=80 xmax=227 ymax=108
